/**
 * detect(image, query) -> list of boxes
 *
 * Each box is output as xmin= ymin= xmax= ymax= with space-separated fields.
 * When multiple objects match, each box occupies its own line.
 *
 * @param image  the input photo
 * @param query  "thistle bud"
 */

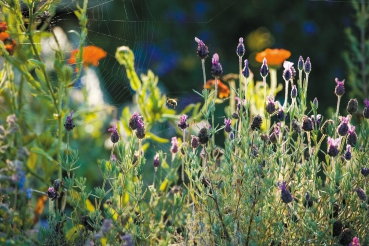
xmin=304 ymin=57 xmax=311 ymax=74
xmin=198 ymin=127 xmax=209 ymax=145
xmin=195 ymin=37 xmax=209 ymax=60
xmin=346 ymin=99 xmax=358 ymax=115
xmin=236 ymin=37 xmax=245 ymax=57
xmin=260 ymin=58 xmax=269 ymax=78
xmin=211 ymin=53 xmax=223 ymax=78
xmin=251 ymin=115 xmax=263 ymax=131
xmin=334 ymin=78 xmax=345 ymax=96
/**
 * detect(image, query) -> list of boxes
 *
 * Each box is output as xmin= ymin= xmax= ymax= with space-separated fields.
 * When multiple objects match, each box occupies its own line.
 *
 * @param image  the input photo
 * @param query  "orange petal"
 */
xmin=255 ymin=48 xmax=291 ymax=67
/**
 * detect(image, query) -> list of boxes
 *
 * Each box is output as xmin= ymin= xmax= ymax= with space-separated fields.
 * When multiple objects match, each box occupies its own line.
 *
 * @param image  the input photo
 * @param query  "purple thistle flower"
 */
xmin=191 ymin=135 xmax=200 ymax=149
xmin=242 ymin=59 xmax=250 ymax=78
xmin=327 ymin=137 xmax=341 ymax=157
xmin=153 ymin=153 xmax=160 ymax=168
xmin=298 ymin=56 xmax=304 ymax=71
xmin=178 ymin=114 xmax=189 ymax=130
xmin=195 ymin=37 xmax=209 ymax=60
xmin=361 ymin=167 xmax=369 ymax=177
xmin=64 ymin=110 xmax=75 ymax=131
xmin=108 ymin=124 xmax=120 ymax=143
xmin=171 ymin=137 xmax=178 ymax=154
xmin=304 ymin=57 xmax=311 ymax=74
xmin=363 ymin=99 xmax=369 ymax=118
xmin=334 ymin=78 xmax=345 ymax=96
xmin=344 ymin=145 xmax=352 ymax=161
xmin=260 ymin=57 xmax=269 ymax=78
xmin=236 ymin=37 xmax=245 ymax=57
xmin=224 ymin=118 xmax=232 ymax=133
xmin=349 ymin=237 xmax=361 ymax=246
xmin=277 ymin=181 xmax=293 ymax=204
xmin=211 ymin=53 xmax=223 ymax=78
xmin=337 ymin=115 xmax=350 ymax=136
xmin=135 ymin=118 xmax=146 ymax=139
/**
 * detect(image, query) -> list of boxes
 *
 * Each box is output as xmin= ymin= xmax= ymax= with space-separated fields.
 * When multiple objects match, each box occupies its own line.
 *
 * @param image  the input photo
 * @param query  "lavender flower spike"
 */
xmin=260 ymin=57 xmax=269 ymax=78
xmin=195 ymin=37 xmax=209 ymax=60
xmin=277 ymin=181 xmax=293 ymax=204
xmin=224 ymin=118 xmax=232 ymax=133
xmin=108 ymin=124 xmax=120 ymax=143
xmin=236 ymin=37 xmax=245 ymax=57
xmin=64 ymin=110 xmax=75 ymax=131
xmin=211 ymin=53 xmax=223 ymax=78
xmin=171 ymin=137 xmax=178 ymax=154
xmin=334 ymin=78 xmax=345 ymax=96
xmin=178 ymin=114 xmax=189 ymax=130
xmin=327 ymin=137 xmax=341 ymax=157
xmin=363 ymin=99 xmax=369 ymax=118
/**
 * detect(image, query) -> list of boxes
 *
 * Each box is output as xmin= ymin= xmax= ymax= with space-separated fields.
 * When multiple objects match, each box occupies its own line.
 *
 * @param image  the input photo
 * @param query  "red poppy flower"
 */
xmin=255 ymin=48 xmax=291 ymax=67
xmin=0 ymin=22 xmax=8 ymax=32
xmin=4 ymin=38 xmax=17 ymax=56
xmin=204 ymin=79 xmax=230 ymax=99
xmin=68 ymin=45 xmax=107 ymax=67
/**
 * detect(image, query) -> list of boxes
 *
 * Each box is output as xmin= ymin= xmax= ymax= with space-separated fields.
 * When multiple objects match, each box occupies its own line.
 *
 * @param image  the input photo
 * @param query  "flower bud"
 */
xmin=337 ymin=115 xmax=350 ymax=136
xmin=242 ymin=59 xmax=250 ymax=78
xmin=344 ymin=145 xmax=352 ymax=161
xmin=361 ymin=167 xmax=369 ymax=177
xmin=346 ymin=99 xmax=358 ymax=115
xmin=346 ymin=125 xmax=357 ymax=147
xmin=224 ymin=118 xmax=232 ymax=133
xmin=171 ymin=137 xmax=178 ymax=154
xmin=304 ymin=57 xmax=311 ymax=74
xmin=298 ymin=56 xmax=304 ymax=71
xmin=364 ymin=99 xmax=369 ymax=118
xmin=191 ymin=135 xmax=200 ymax=149
xmin=266 ymin=96 xmax=276 ymax=114
xmin=313 ymin=97 xmax=318 ymax=109
xmin=236 ymin=37 xmax=245 ymax=57
xmin=108 ymin=124 xmax=120 ymax=143
xmin=64 ymin=111 xmax=75 ymax=131
xmin=260 ymin=58 xmax=269 ymax=78
xmin=211 ymin=53 xmax=223 ymax=78
xmin=334 ymin=78 xmax=345 ymax=96
xmin=195 ymin=37 xmax=209 ymax=60
xmin=291 ymin=85 xmax=297 ymax=99
xmin=353 ymin=188 xmax=367 ymax=201
xmin=251 ymin=115 xmax=263 ymax=131
xmin=278 ymin=181 xmax=293 ymax=204
xmin=153 ymin=153 xmax=160 ymax=168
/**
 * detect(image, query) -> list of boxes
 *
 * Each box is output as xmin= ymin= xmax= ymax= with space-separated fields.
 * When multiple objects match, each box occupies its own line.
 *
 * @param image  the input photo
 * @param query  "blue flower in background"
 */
xmin=303 ymin=21 xmax=317 ymax=35
xmin=26 ymin=188 xmax=32 ymax=199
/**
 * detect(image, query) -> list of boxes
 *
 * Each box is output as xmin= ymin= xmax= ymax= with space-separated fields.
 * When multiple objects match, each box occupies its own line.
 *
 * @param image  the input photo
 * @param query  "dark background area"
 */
xmin=56 ymin=0 xmax=356 ymax=114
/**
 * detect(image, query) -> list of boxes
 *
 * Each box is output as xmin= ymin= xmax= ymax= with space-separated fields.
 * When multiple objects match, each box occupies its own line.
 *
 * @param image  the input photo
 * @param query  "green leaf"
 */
xmin=146 ymin=132 xmax=169 ymax=143
xmin=31 ymin=147 xmax=53 ymax=161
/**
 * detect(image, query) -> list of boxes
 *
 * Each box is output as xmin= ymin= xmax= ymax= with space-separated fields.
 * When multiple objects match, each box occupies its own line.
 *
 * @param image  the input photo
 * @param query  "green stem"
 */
xmin=283 ymin=79 xmax=289 ymax=109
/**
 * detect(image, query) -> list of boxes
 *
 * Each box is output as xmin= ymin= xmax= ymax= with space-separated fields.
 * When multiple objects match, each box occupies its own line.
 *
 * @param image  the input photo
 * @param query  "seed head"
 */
xmin=251 ymin=114 xmax=263 ymax=131
xmin=211 ymin=53 xmax=223 ymax=78
xmin=198 ymin=127 xmax=210 ymax=145
xmin=242 ymin=59 xmax=250 ymax=78
xmin=302 ymin=116 xmax=313 ymax=132
xmin=64 ymin=110 xmax=75 ymax=131
xmin=304 ymin=57 xmax=311 ymax=74
xmin=346 ymin=99 xmax=358 ymax=115
xmin=327 ymin=137 xmax=341 ymax=157
xmin=224 ymin=118 xmax=232 ymax=133
xmin=178 ymin=114 xmax=189 ymax=130
xmin=298 ymin=56 xmax=304 ymax=71
xmin=334 ymin=78 xmax=345 ymax=96
xmin=195 ymin=37 xmax=209 ymax=60
xmin=171 ymin=137 xmax=178 ymax=154
xmin=346 ymin=125 xmax=357 ymax=147
xmin=108 ymin=124 xmax=120 ymax=143
xmin=236 ymin=37 xmax=245 ymax=57
xmin=260 ymin=58 xmax=269 ymax=78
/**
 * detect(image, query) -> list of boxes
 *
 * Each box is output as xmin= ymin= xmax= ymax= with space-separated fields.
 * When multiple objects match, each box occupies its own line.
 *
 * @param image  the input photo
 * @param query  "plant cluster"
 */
xmin=1 ymin=0 xmax=369 ymax=245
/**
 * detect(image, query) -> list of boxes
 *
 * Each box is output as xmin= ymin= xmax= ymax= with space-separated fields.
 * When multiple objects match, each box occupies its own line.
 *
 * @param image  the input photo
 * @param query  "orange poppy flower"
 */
xmin=33 ymin=195 xmax=47 ymax=225
xmin=68 ymin=45 xmax=107 ymax=67
xmin=204 ymin=79 xmax=230 ymax=99
xmin=255 ymin=48 xmax=291 ymax=67
xmin=0 ymin=22 xmax=8 ymax=32
xmin=4 ymin=38 xmax=17 ymax=55
xmin=0 ymin=31 xmax=9 ymax=42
